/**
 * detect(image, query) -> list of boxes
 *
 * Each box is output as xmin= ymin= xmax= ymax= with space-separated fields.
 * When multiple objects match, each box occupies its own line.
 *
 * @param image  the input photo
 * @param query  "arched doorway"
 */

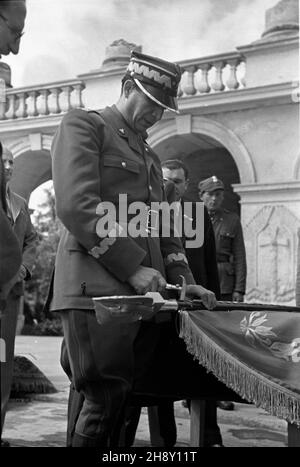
xmin=148 ymin=114 xmax=255 ymax=214
xmin=10 ymin=149 xmax=52 ymax=202
xmin=152 ymin=131 xmax=240 ymax=214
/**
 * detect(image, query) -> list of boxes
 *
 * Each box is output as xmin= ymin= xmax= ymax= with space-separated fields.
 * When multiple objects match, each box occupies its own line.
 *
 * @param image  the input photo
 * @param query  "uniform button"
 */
xmin=119 ymin=128 xmax=125 ymax=134
xmin=149 ymin=185 xmax=152 ymax=191
xmin=145 ymin=147 xmax=149 ymax=152
xmin=121 ymin=161 xmax=126 ymax=168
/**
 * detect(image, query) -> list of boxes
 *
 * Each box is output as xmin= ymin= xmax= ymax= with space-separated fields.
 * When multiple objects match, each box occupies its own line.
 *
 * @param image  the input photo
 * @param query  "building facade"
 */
xmin=0 ymin=0 xmax=299 ymax=305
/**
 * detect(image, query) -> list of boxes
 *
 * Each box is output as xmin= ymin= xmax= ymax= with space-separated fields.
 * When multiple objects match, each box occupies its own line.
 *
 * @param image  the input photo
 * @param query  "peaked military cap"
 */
xmin=124 ymin=50 xmax=182 ymax=113
xmin=198 ymin=175 xmax=224 ymax=194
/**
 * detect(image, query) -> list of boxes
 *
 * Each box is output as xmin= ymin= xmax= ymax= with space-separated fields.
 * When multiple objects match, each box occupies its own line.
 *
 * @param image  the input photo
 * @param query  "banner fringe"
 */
xmin=179 ymin=311 xmax=300 ymax=427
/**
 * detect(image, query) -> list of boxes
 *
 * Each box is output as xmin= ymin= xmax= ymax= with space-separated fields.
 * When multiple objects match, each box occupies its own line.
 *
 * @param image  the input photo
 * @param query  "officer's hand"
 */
xmin=233 ymin=292 xmax=244 ymax=302
xmin=18 ymin=265 xmax=27 ymax=282
xmin=186 ymin=284 xmax=217 ymax=310
xmin=128 ymin=266 xmax=166 ymax=295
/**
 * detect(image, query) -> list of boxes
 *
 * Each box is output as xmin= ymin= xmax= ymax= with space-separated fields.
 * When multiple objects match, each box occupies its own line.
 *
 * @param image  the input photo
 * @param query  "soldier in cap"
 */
xmin=198 ymin=175 xmax=246 ymax=303
xmin=199 ymin=175 xmax=247 ymax=411
xmin=51 ymin=51 xmax=218 ymax=447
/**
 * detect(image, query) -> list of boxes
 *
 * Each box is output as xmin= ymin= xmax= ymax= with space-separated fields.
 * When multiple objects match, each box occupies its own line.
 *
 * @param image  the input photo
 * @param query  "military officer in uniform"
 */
xmin=199 ymin=175 xmax=247 ymax=411
xmin=198 ymin=176 xmax=247 ymax=302
xmin=51 ymin=51 xmax=217 ymax=447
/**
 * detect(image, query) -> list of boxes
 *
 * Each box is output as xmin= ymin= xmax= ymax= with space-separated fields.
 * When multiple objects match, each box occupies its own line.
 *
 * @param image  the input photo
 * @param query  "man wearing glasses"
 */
xmin=0 ymin=0 xmax=27 ymax=448
xmin=0 ymin=0 xmax=26 ymax=58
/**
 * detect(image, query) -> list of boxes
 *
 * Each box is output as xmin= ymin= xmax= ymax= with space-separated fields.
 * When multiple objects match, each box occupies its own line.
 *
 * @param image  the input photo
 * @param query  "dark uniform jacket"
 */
xmin=132 ymin=183 xmax=240 ymax=402
xmin=0 ymin=160 xmax=22 ymax=289
xmin=1 ymin=190 xmax=37 ymax=300
xmin=0 ymin=209 xmax=21 ymax=290
xmin=182 ymin=202 xmax=220 ymax=298
xmin=50 ymin=106 xmax=194 ymax=311
xmin=164 ymin=180 xmax=220 ymax=296
xmin=211 ymin=208 xmax=246 ymax=296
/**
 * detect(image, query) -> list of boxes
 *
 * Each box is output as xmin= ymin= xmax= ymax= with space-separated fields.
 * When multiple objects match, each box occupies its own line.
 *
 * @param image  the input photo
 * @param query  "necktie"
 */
xmin=6 ymin=194 xmax=14 ymax=224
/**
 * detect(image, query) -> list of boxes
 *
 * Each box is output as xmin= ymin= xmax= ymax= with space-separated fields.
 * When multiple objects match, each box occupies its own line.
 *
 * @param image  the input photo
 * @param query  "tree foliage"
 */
xmin=25 ymin=186 xmax=61 ymax=323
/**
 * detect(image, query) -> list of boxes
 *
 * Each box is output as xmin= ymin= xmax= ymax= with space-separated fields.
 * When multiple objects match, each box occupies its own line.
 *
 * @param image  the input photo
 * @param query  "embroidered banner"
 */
xmin=180 ymin=309 xmax=300 ymax=425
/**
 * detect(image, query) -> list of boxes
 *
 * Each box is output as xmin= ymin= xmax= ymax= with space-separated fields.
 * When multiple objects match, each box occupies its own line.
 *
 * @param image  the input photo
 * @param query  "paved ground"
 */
xmin=2 ymin=336 xmax=289 ymax=448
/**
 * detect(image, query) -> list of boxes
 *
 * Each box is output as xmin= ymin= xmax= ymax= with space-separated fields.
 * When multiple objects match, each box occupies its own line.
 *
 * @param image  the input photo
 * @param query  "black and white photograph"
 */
xmin=0 ymin=0 xmax=299 ymax=451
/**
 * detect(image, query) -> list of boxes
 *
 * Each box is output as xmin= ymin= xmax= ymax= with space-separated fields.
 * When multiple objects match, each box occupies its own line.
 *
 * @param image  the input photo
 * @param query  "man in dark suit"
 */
xmin=0 ymin=0 xmax=27 ymax=290
xmin=124 ymin=159 xmax=224 ymax=447
xmin=0 ymin=4 xmax=30 ymax=446
xmin=157 ymin=159 xmax=223 ymax=447
xmin=0 ymin=143 xmax=21 ymax=293
xmin=0 ymin=146 xmax=38 ymax=446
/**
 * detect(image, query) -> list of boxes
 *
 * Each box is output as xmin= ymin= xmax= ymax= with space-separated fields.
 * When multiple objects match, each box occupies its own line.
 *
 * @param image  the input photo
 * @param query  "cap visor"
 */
xmin=134 ymin=79 xmax=179 ymax=114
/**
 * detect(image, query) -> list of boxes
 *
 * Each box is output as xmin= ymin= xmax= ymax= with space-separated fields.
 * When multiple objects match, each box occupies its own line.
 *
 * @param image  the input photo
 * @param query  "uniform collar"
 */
xmin=101 ymin=105 xmax=148 ymax=154
xmin=209 ymin=208 xmax=223 ymax=220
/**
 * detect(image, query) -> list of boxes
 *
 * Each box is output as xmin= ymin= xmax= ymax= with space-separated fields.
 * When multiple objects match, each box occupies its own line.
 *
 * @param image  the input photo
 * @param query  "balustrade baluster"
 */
xmin=72 ymin=83 xmax=84 ymax=108
xmin=239 ymin=61 xmax=247 ymax=88
xmin=211 ymin=61 xmax=225 ymax=92
xmin=226 ymin=58 xmax=240 ymax=90
xmin=0 ymin=82 xmax=6 ymax=120
xmin=5 ymin=94 xmax=16 ymax=119
xmin=39 ymin=89 xmax=50 ymax=115
xmin=15 ymin=92 xmax=28 ymax=118
xmin=197 ymin=63 xmax=212 ymax=93
xmin=0 ymin=79 xmax=6 ymax=120
xmin=49 ymin=87 xmax=61 ymax=114
xmin=181 ymin=67 xmax=197 ymax=96
xmin=0 ymin=103 xmax=5 ymax=120
xmin=61 ymin=86 xmax=71 ymax=112
xmin=27 ymin=90 xmax=39 ymax=117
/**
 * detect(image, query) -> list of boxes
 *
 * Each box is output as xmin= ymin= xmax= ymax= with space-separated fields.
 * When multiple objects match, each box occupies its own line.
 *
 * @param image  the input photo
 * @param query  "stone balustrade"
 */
xmin=0 ymin=79 xmax=85 ymax=120
xmin=0 ymin=51 xmax=246 ymax=121
xmin=177 ymin=51 xmax=246 ymax=97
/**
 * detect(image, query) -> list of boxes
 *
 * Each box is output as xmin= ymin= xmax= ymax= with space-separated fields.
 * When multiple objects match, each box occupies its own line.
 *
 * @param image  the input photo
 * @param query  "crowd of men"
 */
xmin=1 ymin=0 xmax=299 ymax=450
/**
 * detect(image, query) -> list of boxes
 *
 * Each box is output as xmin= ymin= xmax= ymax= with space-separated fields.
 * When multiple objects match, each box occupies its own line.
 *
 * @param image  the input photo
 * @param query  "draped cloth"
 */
xmin=180 ymin=309 xmax=300 ymax=426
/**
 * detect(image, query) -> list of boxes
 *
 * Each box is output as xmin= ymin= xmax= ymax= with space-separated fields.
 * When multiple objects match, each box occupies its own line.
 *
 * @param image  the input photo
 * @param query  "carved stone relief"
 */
xmin=244 ymin=205 xmax=300 ymax=304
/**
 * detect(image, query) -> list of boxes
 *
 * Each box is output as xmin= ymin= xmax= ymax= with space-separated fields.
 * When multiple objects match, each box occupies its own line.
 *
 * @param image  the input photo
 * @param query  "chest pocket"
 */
xmin=219 ymin=231 xmax=234 ymax=250
xmin=103 ymin=155 xmax=140 ymax=174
